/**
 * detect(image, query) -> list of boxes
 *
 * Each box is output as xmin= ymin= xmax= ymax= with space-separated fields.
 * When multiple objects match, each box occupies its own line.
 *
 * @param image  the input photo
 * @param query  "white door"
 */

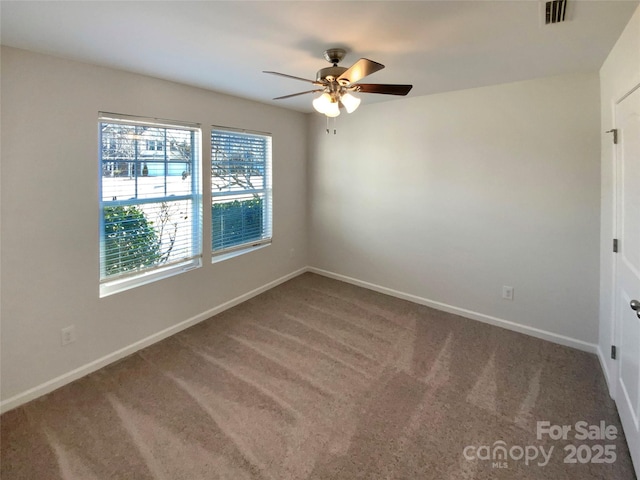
xmin=615 ymin=84 xmax=640 ymax=476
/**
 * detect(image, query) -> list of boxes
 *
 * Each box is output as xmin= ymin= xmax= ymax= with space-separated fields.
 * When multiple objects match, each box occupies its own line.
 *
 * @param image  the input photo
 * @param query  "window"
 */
xmin=99 ymin=113 xmax=202 ymax=296
xmin=211 ymin=128 xmax=272 ymax=258
xmin=146 ymin=139 xmax=164 ymax=151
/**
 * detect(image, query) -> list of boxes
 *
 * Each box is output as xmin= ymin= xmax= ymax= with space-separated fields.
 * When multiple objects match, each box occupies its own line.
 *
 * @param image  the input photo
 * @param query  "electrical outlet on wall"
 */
xmin=61 ymin=325 xmax=76 ymax=346
xmin=502 ymin=286 xmax=514 ymax=301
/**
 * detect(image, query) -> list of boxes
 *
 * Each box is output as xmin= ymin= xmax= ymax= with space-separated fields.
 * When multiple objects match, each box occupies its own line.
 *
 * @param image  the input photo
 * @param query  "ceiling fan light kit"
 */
xmin=313 ymin=93 xmax=341 ymax=117
xmin=265 ymin=48 xmax=412 ymax=120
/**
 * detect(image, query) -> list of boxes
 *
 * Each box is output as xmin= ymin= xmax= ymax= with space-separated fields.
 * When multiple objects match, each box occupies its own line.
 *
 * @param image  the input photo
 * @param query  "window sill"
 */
xmin=100 ymin=257 xmax=202 ymax=298
xmin=212 ymin=242 xmax=271 ymax=264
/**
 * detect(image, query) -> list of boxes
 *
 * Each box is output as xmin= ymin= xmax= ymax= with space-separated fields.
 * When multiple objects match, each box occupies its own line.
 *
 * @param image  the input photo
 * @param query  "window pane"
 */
xmin=212 ymin=194 xmax=265 ymax=251
xmin=103 ymin=199 xmax=195 ymax=277
xmin=211 ymin=131 xmax=267 ymax=194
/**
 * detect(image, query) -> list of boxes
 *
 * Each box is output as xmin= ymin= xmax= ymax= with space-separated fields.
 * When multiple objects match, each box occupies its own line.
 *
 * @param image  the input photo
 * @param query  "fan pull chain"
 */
xmin=324 ymin=116 xmax=337 ymax=135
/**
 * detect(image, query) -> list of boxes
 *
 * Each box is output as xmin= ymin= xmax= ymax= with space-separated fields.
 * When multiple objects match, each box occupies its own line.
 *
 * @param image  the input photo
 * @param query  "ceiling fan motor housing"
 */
xmin=316 ymin=66 xmax=348 ymax=83
xmin=323 ymin=48 xmax=346 ymax=65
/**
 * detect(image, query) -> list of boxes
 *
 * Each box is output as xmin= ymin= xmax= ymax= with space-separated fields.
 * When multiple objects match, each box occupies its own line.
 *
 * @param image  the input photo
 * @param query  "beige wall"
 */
xmin=308 ymin=72 xmax=601 ymax=348
xmin=0 ymin=47 xmax=308 ymax=405
xmin=599 ymin=4 xmax=640 ymax=390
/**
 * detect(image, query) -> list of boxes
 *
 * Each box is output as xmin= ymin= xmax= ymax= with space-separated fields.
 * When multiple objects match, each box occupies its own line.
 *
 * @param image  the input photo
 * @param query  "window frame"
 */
xmin=98 ymin=112 xmax=203 ymax=297
xmin=210 ymin=126 xmax=273 ymax=262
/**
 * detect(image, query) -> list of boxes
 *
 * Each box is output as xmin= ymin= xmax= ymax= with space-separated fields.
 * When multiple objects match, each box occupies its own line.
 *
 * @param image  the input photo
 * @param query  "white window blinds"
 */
xmin=211 ymin=128 xmax=272 ymax=256
xmin=99 ymin=114 xmax=202 ymax=295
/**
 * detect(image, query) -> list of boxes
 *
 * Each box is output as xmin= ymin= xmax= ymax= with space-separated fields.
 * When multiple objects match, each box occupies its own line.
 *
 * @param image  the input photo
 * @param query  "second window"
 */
xmin=211 ymin=128 xmax=272 ymax=257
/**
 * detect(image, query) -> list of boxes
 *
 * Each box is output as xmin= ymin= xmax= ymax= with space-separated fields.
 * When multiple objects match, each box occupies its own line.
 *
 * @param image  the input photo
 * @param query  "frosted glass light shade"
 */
xmin=341 ymin=93 xmax=361 ymax=113
xmin=313 ymin=93 xmax=332 ymax=114
xmin=324 ymin=101 xmax=340 ymax=117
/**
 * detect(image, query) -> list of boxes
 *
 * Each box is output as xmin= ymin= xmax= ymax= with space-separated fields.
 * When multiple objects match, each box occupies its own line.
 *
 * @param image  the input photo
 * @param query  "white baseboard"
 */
xmin=308 ymin=267 xmax=598 ymax=354
xmin=0 ymin=268 xmax=307 ymax=414
xmin=596 ymin=345 xmax=613 ymax=396
xmin=1 ymin=266 xmax=599 ymax=414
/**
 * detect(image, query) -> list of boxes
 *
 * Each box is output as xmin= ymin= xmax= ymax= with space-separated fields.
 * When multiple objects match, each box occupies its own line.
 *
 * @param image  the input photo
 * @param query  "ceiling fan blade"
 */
xmin=273 ymin=89 xmax=324 ymax=100
xmin=263 ymin=71 xmax=323 ymax=85
xmin=337 ymin=58 xmax=384 ymax=84
xmin=354 ymin=84 xmax=413 ymax=96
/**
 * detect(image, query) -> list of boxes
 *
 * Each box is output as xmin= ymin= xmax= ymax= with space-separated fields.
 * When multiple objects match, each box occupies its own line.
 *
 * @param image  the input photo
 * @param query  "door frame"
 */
xmin=611 ymin=82 xmax=640 ymax=477
xmin=608 ymin=82 xmax=640 ymax=400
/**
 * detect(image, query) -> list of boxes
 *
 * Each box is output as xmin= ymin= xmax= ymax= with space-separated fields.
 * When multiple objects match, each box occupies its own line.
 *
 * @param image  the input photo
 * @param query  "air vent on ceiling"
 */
xmin=545 ymin=0 xmax=567 ymax=24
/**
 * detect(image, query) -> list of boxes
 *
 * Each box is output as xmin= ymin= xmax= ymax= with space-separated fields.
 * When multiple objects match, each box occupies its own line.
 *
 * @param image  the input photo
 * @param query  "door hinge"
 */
xmin=611 ymin=345 xmax=617 ymax=360
xmin=606 ymin=129 xmax=618 ymax=144
xmin=613 ymin=238 xmax=619 ymax=253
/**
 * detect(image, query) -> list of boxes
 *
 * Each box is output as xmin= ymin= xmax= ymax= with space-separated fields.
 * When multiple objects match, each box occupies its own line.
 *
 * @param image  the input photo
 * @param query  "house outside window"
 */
xmin=98 ymin=113 xmax=202 ymax=296
xmin=211 ymin=127 xmax=272 ymax=259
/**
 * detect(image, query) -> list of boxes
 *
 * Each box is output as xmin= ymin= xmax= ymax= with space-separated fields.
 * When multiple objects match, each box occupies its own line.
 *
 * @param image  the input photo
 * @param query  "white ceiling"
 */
xmin=1 ymin=1 xmax=638 ymax=113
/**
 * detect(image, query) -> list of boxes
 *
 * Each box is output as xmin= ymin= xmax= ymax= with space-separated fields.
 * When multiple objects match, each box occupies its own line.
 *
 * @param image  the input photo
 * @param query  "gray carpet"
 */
xmin=1 ymin=273 xmax=635 ymax=479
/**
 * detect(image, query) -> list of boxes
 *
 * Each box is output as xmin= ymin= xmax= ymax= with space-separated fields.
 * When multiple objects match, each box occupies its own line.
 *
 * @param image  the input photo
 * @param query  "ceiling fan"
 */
xmin=264 ymin=48 xmax=412 ymax=117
